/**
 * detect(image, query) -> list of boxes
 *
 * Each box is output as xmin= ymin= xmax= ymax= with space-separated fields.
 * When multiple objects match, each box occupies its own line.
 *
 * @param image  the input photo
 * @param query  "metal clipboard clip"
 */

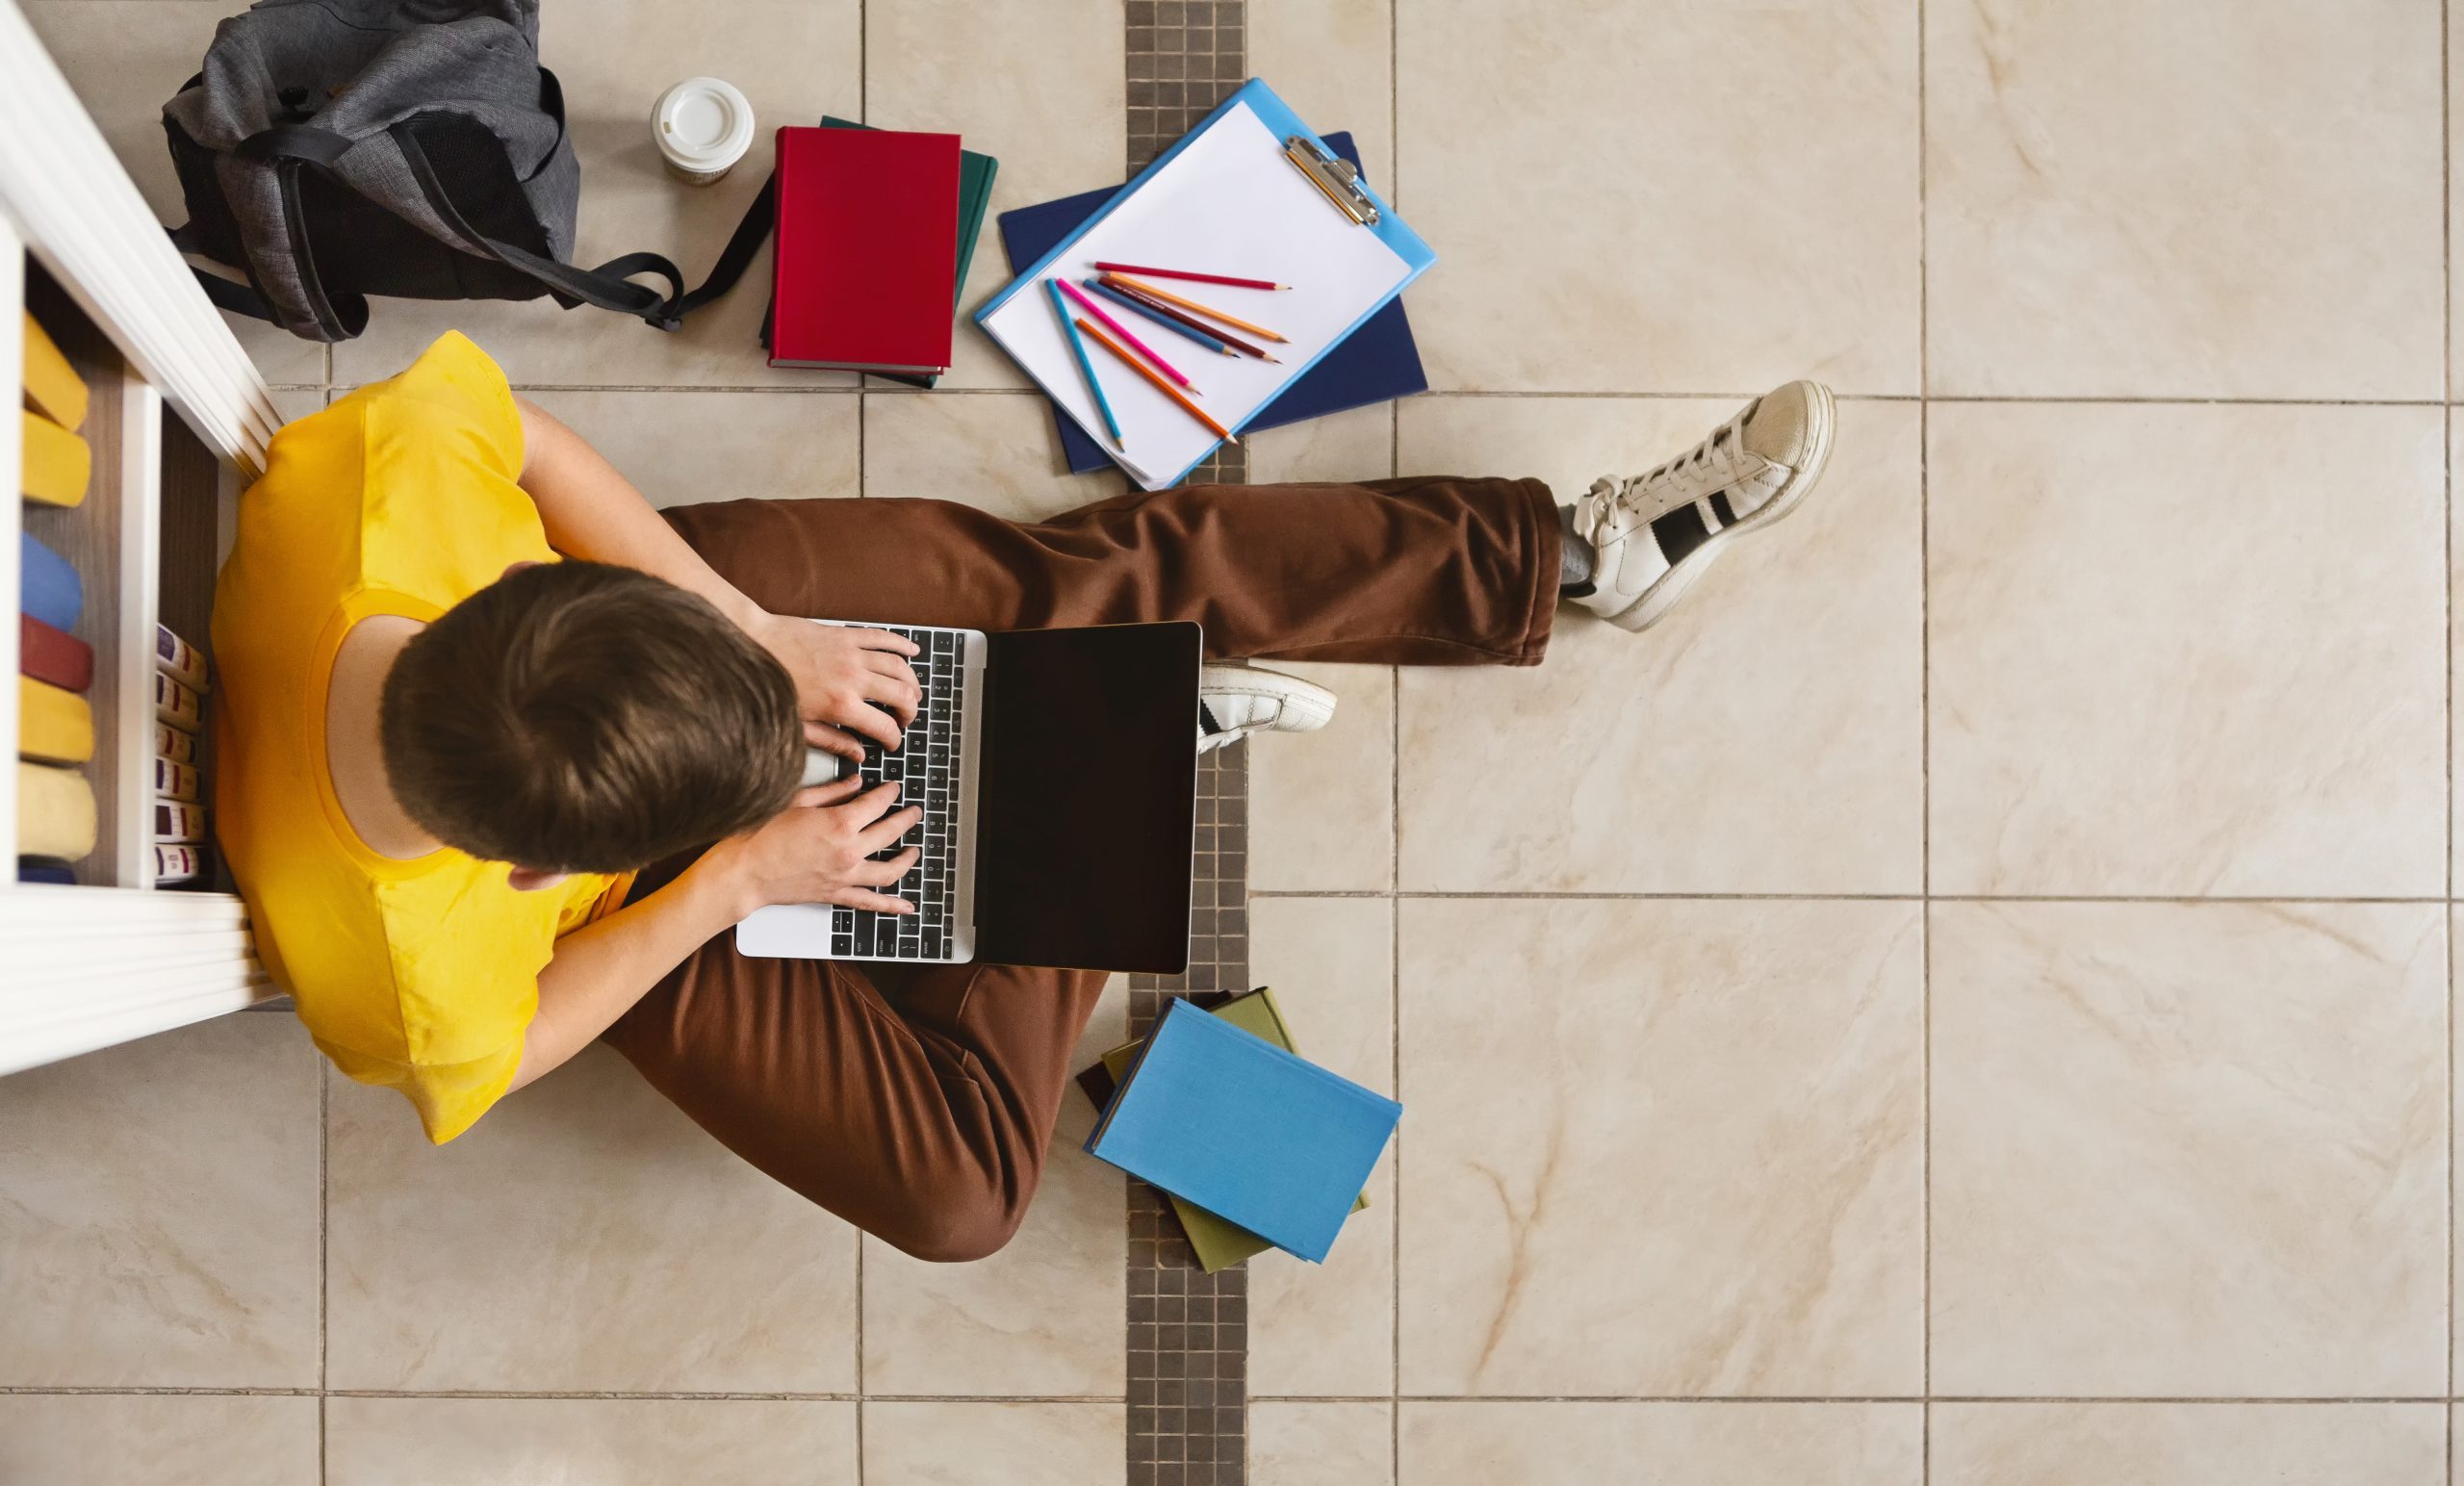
xmin=1281 ymin=135 xmax=1380 ymax=226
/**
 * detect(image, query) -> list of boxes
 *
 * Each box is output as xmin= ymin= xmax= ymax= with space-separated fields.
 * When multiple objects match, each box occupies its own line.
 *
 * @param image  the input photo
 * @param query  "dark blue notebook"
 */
xmin=999 ymin=131 xmax=1428 ymax=476
xmin=20 ymin=532 xmax=81 ymax=633
xmin=1086 ymin=997 xmax=1400 ymax=1263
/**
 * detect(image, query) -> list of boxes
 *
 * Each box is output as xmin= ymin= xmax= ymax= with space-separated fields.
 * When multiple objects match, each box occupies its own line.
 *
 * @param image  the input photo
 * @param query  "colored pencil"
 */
xmin=1057 ymin=277 xmax=1195 ymax=389
xmin=1098 ymin=276 xmax=1279 ymax=361
xmin=1092 ymin=262 xmax=1291 ymax=292
xmin=1047 ymin=279 xmax=1122 ymax=448
xmin=1086 ymin=278 xmax=1236 ymax=357
xmin=1075 ymin=317 xmax=1239 ymax=445
xmin=1107 ymin=273 xmax=1287 ymax=343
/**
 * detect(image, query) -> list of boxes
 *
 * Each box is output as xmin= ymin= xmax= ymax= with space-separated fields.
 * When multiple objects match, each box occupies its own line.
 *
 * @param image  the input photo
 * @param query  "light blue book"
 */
xmin=19 ymin=531 xmax=81 ymax=632
xmin=1086 ymin=997 xmax=1400 ymax=1263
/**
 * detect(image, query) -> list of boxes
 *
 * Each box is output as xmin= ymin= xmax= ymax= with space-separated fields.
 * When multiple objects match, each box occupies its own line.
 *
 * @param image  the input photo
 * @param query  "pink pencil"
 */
xmin=1055 ymin=277 xmax=1196 ymax=390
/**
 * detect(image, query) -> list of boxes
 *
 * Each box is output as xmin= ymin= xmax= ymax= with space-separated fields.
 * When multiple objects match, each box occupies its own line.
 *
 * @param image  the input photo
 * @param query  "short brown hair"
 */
xmin=381 ymin=561 xmax=802 ymax=873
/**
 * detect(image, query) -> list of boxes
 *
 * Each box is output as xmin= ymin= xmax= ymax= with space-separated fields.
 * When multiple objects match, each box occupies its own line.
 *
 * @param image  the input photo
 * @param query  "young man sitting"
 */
xmin=214 ymin=332 xmax=1834 ymax=1261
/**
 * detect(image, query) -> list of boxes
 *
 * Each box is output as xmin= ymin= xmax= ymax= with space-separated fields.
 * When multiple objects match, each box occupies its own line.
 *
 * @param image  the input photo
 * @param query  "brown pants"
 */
xmin=601 ymin=476 xmax=1558 ymax=1261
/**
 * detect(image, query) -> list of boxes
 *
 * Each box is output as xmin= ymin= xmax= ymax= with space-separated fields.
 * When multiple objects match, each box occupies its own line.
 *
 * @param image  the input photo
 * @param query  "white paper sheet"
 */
xmin=980 ymin=103 xmax=1414 ymax=489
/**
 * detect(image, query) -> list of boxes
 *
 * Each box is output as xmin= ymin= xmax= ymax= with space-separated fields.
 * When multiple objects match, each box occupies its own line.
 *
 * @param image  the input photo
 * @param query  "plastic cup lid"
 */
xmin=654 ymin=77 xmax=755 ymax=168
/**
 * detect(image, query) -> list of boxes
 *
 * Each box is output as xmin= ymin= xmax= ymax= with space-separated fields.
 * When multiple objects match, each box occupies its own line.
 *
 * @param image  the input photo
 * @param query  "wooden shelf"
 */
xmin=1 ymin=5 xmax=284 ymax=1069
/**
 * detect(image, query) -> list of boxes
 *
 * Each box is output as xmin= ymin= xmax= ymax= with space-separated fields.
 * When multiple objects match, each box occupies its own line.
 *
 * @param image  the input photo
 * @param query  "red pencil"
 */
xmin=1092 ymin=262 xmax=1291 ymax=292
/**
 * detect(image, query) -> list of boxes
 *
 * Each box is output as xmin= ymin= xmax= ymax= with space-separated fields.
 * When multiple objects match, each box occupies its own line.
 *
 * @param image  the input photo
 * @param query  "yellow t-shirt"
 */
xmin=212 ymin=332 xmax=632 ymax=1143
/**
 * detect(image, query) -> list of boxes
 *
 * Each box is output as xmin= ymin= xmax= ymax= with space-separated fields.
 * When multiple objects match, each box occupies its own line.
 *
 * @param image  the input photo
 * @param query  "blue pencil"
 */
xmin=1048 ymin=278 xmax=1123 ymax=448
xmin=1084 ymin=277 xmax=1234 ymax=357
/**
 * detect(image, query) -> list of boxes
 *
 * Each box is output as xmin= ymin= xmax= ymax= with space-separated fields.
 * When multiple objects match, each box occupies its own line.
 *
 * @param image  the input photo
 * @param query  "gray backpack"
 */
xmin=163 ymin=0 xmax=764 ymax=342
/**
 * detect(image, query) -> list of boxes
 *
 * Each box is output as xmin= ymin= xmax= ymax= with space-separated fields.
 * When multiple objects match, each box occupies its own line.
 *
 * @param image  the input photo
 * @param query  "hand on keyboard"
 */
xmin=713 ymin=776 xmax=923 ymax=915
xmin=749 ymin=615 xmax=923 ymax=762
xmin=836 ymin=624 xmax=966 ymax=960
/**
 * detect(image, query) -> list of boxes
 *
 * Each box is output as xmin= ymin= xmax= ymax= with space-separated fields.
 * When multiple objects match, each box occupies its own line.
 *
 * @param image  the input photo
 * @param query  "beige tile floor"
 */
xmin=8 ymin=0 xmax=2464 ymax=1481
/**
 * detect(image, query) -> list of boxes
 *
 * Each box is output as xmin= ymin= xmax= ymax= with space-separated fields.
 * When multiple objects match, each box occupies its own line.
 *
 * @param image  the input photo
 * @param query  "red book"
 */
xmin=19 ymin=612 xmax=92 ymax=693
xmin=769 ymin=126 xmax=962 ymax=374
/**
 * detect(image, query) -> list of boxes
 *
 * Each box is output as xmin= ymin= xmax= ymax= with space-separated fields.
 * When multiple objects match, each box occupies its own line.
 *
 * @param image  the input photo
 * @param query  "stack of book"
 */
xmin=18 ymin=308 xmax=95 ymax=884
xmin=1080 ymin=989 xmax=1399 ymax=1272
xmin=764 ymin=120 xmax=996 ymax=385
xmin=150 ymin=624 xmax=209 ymax=885
xmin=17 ymin=306 xmax=209 ymax=887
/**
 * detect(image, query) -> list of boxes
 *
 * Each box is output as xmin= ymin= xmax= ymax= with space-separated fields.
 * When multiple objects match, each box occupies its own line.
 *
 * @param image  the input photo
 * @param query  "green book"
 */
xmin=1094 ymin=987 xmax=1373 ymax=1273
xmin=817 ymin=117 xmax=997 ymax=388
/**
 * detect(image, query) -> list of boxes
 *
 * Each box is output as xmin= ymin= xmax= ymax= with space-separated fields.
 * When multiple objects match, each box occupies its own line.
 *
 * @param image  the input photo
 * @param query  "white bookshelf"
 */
xmin=1 ymin=0 xmax=284 ymax=1073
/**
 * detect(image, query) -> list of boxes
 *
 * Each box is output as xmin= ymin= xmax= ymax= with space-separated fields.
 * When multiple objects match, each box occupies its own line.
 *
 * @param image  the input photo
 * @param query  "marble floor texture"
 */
xmin=7 ymin=0 xmax=2464 ymax=1482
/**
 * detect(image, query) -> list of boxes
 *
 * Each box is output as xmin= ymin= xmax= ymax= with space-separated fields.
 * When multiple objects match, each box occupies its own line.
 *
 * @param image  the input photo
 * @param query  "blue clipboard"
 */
xmin=974 ymin=78 xmax=1436 ymax=490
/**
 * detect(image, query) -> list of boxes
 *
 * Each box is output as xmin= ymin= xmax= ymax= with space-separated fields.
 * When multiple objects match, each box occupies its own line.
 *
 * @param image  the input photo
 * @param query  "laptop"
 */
xmin=734 ymin=620 xmax=1201 ymax=974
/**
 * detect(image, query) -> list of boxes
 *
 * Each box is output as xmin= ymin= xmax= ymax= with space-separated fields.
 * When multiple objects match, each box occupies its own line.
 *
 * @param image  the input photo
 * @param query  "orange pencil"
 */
xmin=1075 ymin=318 xmax=1240 ymax=445
xmin=1107 ymin=273 xmax=1288 ymax=343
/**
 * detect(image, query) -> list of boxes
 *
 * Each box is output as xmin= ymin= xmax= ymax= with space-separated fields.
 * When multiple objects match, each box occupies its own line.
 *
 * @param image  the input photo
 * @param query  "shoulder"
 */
xmin=261 ymin=856 xmax=549 ymax=1069
xmin=351 ymin=332 xmax=526 ymax=481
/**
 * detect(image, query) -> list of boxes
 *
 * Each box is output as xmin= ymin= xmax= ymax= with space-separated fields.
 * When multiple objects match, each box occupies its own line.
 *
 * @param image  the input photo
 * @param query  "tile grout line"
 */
xmin=403 ymin=382 xmax=2464 ymax=409
xmin=376 ymin=378 xmax=2464 ymax=407
xmin=1915 ymin=0 xmax=1932 ymax=1470
xmin=1390 ymin=4 xmax=1404 ymax=1473
xmin=2443 ymin=1 xmax=2454 ymax=1473
xmin=1256 ymin=889 xmax=2464 ymax=905
xmin=1389 ymin=665 xmax=1402 ymax=1476
xmin=29 ymin=1390 xmax=2464 ymax=1409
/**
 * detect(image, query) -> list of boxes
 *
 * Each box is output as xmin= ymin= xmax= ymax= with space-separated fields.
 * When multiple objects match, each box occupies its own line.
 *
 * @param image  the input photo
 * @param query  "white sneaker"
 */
xmin=1567 ymin=379 xmax=1836 ymax=632
xmin=1197 ymin=662 xmax=1337 ymax=755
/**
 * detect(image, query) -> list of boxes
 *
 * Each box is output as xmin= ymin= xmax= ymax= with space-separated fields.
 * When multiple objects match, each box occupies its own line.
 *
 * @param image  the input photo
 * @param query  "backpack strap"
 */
xmin=177 ymin=126 xmax=370 ymax=340
xmin=390 ymin=124 xmax=771 ymax=332
xmin=165 ymin=121 xmax=772 ymax=337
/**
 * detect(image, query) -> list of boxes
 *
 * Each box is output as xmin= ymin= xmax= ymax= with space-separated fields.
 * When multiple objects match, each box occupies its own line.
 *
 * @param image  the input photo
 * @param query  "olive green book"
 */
xmin=1092 ymin=986 xmax=1372 ymax=1273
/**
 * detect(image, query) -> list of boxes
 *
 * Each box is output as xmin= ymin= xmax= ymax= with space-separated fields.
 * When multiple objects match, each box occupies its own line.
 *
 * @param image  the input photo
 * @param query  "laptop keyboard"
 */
xmin=835 ymin=625 xmax=966 ymax=961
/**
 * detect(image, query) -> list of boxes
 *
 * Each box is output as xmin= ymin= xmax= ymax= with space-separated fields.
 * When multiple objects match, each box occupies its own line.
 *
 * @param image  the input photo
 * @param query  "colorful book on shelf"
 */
xmin=997 ymin=130 xmax=1428 ymax=476
xmin=19 ymin=531 xmax=80 ymax=632
xmin=17 ymin=858 xmax=77 ymax=885
xmin=21 ymin=309 xmax=88 ymax=431
xmin=18 ymin=675 xmax=93 ymax=765
xmin=1082 ymin=987 xmax=1372 ymax=1273
xmin=19 ymin=613 xmax=91 ymax=693
xmin=17 ymin=760 xmax=95 ymax=860
xmin=758 ymin=118 xmax=998 ymax=390
xmin=21 ymin=408 xmax=90 ymax=508
xmin=153 ymin=756 xmax=200 ymax=804
xmin=153 ymin=843 xmax=204 ymax=884
xmin=156 ymin=624 xmax=208 ymax=691
xmin=153 ymin=799 xmax=206 ymax=845
xmin=155 ymin=673 xmax=203 ymax=731
xmin=154 ymin=723 xmax=196 ymax=766
xmin=769 ymin=125 xmax=963 ymax=374
xmin=1086 ymin=998 xmax=1399 ymax=1264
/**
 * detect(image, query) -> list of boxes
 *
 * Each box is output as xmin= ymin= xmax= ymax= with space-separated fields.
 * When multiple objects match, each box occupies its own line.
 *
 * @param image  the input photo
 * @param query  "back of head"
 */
xmin=381 ymin=561 xmax=802 ymax=873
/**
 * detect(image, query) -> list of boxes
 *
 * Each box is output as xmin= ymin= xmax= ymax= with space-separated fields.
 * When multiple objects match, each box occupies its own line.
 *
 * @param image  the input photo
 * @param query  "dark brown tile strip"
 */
xmin=1127 ymin=749 xmax=1249 ymax=1486
xmin=1124 ymin=18 xmax=1250 ymax=1484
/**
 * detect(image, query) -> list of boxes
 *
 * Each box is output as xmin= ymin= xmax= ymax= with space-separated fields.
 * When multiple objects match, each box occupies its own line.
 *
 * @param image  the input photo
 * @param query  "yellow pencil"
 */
xmin=1107 ymin=273 xmax=1287 ymax=343
xmin=1075 ymin=318 xmax=1240 ymax=445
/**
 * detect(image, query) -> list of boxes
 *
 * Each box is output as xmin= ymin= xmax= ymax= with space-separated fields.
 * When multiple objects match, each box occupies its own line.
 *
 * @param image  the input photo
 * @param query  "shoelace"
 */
xmin=1577 ymin=411 xmax=1753 ymax=543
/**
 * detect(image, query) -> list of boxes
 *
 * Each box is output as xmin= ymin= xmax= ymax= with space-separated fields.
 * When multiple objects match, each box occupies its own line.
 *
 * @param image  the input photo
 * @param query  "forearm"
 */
xmin=513 ymin=397 xmax=764 ymax=630
xmin=508 ymin=850 xmax=750 ymax=1090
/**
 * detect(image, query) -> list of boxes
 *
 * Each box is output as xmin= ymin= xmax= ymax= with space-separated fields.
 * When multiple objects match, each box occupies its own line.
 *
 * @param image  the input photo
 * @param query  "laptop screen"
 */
xmin=971 ymin=623 xmax=1201 ymax=973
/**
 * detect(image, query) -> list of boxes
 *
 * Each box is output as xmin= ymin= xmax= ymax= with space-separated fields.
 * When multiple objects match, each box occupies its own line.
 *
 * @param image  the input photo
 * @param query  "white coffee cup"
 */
xmin=653 ymin=77 xmax=755 ymax=185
